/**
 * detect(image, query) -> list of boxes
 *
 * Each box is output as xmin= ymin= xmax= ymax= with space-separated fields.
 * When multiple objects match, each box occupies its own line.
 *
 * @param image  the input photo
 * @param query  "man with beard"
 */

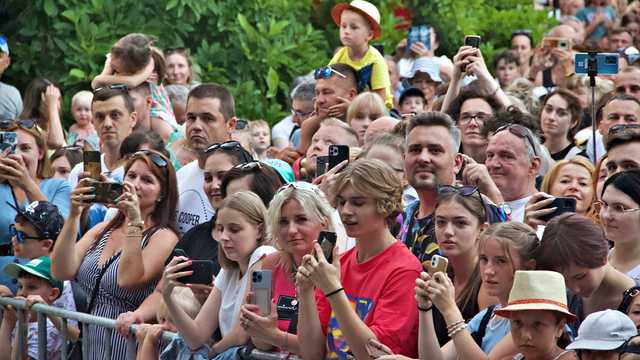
xmin=175 ymin=83 xmax=238 ymax=235
xmin=398 ymin=112 xmax=504 ymax=268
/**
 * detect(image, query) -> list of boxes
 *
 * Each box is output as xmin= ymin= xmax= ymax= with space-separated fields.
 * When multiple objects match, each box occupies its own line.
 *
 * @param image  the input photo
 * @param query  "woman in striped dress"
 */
xmin=52 ymin=150 xmax=179 ymax=359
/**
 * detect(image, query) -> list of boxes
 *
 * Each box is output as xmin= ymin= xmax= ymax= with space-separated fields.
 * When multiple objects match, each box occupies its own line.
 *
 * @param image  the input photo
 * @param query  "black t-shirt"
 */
xmin=174 ymin=216 xmax=221 ymax=276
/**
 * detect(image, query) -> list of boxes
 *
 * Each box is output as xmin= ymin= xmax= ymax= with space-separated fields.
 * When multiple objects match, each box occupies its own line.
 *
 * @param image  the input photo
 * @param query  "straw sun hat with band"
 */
xmin=331 ymin=0 xmax=381 ymax=39
xmin=495 ymin=270 xmax=577 ymax=321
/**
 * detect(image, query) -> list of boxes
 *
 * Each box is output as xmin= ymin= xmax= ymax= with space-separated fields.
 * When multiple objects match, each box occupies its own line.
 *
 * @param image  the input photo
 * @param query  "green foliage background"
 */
xmin=0 ymin=0 xmax=555 ymax=127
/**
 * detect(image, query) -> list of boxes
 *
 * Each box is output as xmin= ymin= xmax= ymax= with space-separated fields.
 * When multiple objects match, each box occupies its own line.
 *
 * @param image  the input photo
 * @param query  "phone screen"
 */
xmin=83 ymin=151 xmax=101 ymax=179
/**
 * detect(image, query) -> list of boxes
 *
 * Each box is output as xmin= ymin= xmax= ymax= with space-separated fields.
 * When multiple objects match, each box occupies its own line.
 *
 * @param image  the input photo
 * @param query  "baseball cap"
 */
xmin=4 ymin=256 xmax=64 ymax=293
xmin=7 ymin=201 xmax=64 ymax=240
xmin=567 ymin=310 xmax=637 ymax=351
xmin=263 ymin=159 xmax=295 ymax=184
xmin=0 ymin=36 xmax=8 ymax=55
xmin=398 ymin=87 xmax=426 ymax=105
xmin=407 ymin=57 xmax=442 ymax=83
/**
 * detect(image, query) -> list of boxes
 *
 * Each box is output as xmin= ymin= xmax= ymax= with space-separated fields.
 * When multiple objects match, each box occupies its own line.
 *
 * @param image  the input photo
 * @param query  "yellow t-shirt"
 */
xmin=329 ymin=46 xmax=393 ymax=108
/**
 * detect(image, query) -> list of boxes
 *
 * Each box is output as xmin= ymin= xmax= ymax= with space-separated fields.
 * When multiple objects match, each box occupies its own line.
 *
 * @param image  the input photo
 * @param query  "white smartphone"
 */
xmin=251 ymin=270 xmax=272 ymax=316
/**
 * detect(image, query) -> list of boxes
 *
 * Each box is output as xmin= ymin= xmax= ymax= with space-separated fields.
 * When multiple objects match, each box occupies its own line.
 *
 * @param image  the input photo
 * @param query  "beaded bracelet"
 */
xmin=448 ymin=323 xmax=468 ymax=338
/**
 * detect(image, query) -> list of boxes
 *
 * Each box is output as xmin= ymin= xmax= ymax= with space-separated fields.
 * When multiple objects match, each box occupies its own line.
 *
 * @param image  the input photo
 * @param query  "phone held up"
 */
xmin=427 ymin=255 xmax=449 ymax=277
xmin=0 ymin=131 xmax=17 ymax=154
xmin=328 ymin=145 xmax=349 ymax=171
xmin=464 ymin=35 xmax=481 ymax=48
xmin=575 ymin=53 xmax=619 ymax=76
xmin=318 ymin=231 xmax=337 ymax=263
xmin=252 ymin=270 xmax=273 ymax=316
xmin=169 ymin=248 xmax=216 ymax=285
xmin=538 ymin=196 xmax=577 ymax=222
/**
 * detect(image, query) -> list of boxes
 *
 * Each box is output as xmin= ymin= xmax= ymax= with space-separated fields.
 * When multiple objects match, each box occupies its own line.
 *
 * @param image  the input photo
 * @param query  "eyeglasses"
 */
xmin=93 ymin=84 xmax=129 ymax=94
xmin=291 ymin=109 xmax=314 ymax=120
xmin=437 ymin=185 xmax=487 ymax=213
xmin=314 ymin=66 xmax=347 ymax=80
xmin=494 ymin=124 xmax=538 ymax=156
xmin=594 ymin=200 xmax=640 ymax=215
xmin=459 ymin=112 xmax=491 ymax=124
xmin=0 ymin=118 xmax=37 ymax=130
xmin=9 ymin=224 xmax=46 ymax=244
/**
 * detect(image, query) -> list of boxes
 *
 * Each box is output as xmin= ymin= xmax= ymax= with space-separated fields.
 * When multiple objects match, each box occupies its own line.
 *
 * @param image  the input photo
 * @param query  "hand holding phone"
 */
xmin=83 ymin=151 xmax=101 ymax=179
xmin=318 ymin=231 xmax=337 ymax=264
xmin=251 ymin=270 xmax=273 ymax=316
xmin=328 ymin=145 xmax=349 ymax=171
xmin=427 ymin=255 xmax=448 ymax=276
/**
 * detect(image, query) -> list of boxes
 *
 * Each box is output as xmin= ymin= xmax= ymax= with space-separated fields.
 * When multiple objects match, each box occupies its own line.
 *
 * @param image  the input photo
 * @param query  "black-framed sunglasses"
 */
xmin=437 ymin=185 xmax=487 ymax=212
xmin=494 ymin=124 xmax=538 ymax=156
xmin=9 ymin=224 xmax=46 ymax=244
xmin=233 ymin=161 xmax=263 ymax=172
xmin=314 ymin=66 xmax=347 ymax=80
xmin=93 ymin=84 xmax=129 ymax=94
xmin=609 ymin=124 xmax=640 ymax=137
xmin=129 ymin=150 xmax=168 ymax=168
xmin=205 ymin=140 xmax=243 ymax=153
xmin=0 ymin=118 xmax=37 ymax=130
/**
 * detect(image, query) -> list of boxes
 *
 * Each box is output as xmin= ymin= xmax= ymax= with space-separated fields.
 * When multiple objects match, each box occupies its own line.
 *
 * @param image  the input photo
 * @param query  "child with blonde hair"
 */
xmin=329 ymin=0 xmax=392 ymax=108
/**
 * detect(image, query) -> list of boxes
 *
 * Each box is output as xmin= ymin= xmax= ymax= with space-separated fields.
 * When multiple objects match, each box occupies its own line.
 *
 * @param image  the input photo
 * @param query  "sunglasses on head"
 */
xmin=93 ymin=84 xmax=129 ymax=94
xmin=9 ymin=224 xmax=46 ymax=244
xmin=314 ymin=66 xmax=347 ymax=80
xmin=205 ymin=140 xmax=243 ymax=153
xmin=0 ymin=118 xmax=37 ymax=130
xmin=233 ymin=161 xmax=263 ymax=172
xmin=438 ymin=185 xmax=486 ymax=208
xmin=277 ymin=181 xmax=323 ymax=196
xmin=494 ymin=124 xmax=538 ymax=156
xmin=129 ymin=150 xmax=168 ymax=168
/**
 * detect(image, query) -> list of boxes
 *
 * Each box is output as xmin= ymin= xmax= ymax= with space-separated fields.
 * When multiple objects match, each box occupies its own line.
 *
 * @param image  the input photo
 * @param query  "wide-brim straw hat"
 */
xmin=331 ymin=0 xmax=381 ymax=39
xmin=494 ymin=270 xmax=576 ymax=321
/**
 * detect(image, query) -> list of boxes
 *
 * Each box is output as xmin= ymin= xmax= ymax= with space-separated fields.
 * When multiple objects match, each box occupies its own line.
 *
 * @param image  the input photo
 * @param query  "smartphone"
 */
xmin=177 ymin=260 xmax=215 ymax=285
xmin=0 ymin=132 xmax=17 ymax=154
xmin=251 ymin=270 xmax=272 ymax=316
xmin=83 ymin=150 xmax=101 ymax=179
xmin=427 ymin=255 xmax=449 ymax=276
xmin=92 ymin=182 xmax=124 ymax=204
xmin=456 ymin=158 xmax=467 ymax=182
xmin=464 ymin=35 xmax=481 ymax=48
xmin=315 ymin=156 xmax=329 ymax=178
xmin=166 ymin=248 xmax=188 ymax=265
xmin=542 ymin=37 xmax=571 ymax=51
xmin=539 ymin=196 xmax=577 ymax=222
xmin=407 ymin=25 xmax=431 ymax=53
xmin=575 ymin=53 xmax=619 ymax=75
xmin=542 ymin=68 xmax=555 ymax=88
xmin=328 ymin=145 xmax=349 ymax=170
xmin=318 ymin=231 xmax=337 ymax=263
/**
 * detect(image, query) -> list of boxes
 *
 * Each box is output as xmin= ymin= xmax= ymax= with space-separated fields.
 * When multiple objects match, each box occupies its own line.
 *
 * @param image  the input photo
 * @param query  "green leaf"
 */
xmin=166 ymin=0 xmax=179 ymax=10
xmin=265 ymin=67 xmax=279 ymax=98
xmin=43 ymin=0 xmax=58 ymax=16
xmin=69 ymin=68 xmax=86 ymax=79
xmin=237 ymin=14 xmax=258 ymax=40
xmin=61 ymin=9 xmax=79 ymax=24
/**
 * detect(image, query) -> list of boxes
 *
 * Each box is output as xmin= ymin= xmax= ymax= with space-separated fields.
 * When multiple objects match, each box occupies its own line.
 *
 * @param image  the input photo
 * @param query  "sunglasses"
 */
xmin=277 ymin=181 xmax=323 ymax=196
xmin=0 ymin=118 xmax=37 ymax=130
xmin=494 ymin=124 xmax=538 ymax=156
xmin=314 ymin=66 xmax=347 ymax=80
xmin=235 ymin=119 xmax=249 ymax=131
xmin=609 ymin=124 xmax=640 ymax=136
xmin=93 ymin=84 xmax=129 ymax=94
xmin=9 ymin=224 xmax=46 ymax=244
xmin=129 ymin=150 xmax=168 ymax=168
xmin=438 ymin=185 xmax=487 ymax=210
xmin=205 ymin=140 xmax=244 ymax=153
xmin=233 ymin=161 xmax=263 ymax=172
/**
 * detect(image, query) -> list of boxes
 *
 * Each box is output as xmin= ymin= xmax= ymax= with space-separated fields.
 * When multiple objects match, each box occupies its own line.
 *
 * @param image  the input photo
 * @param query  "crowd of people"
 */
xmin=3 ymin=0 xmax=640 ymax=358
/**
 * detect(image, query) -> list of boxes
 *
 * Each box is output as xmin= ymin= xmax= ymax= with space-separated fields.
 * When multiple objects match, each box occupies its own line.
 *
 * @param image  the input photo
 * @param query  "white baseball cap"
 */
xmin=567 ymin=310 xmax=637 ymax=351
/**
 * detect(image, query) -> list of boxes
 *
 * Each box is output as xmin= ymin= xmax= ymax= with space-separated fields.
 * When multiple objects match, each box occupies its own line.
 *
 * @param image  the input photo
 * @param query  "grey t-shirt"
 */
xmin=0 ymin=81 xmax=22 ymax=121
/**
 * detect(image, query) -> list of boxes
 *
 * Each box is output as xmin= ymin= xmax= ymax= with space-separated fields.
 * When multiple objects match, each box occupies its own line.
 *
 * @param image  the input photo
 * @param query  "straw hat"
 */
xmin=494 ymin=270 xmax=576 ymax=321
xmin=331 ymin=0 xmax=381 ymax=39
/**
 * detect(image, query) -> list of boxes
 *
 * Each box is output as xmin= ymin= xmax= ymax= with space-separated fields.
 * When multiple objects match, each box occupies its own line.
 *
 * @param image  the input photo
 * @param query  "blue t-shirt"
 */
xmin=467 ymin=305 xmax=510 ymax=353
xmin=0 ymin=178 xmax=71 ymax=245
xmin=576 ymin=6 xmax=616 ymax=42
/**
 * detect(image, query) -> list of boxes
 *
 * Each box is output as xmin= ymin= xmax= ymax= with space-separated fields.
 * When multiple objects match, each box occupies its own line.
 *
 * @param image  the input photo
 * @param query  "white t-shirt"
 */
xmin=67 ymin=153 xmax=124 ymax=188
xmin=585 ymin=130 xmax=606 ymax=164
xmin=506 ymin=195 xmax=533 ymax=223
xmin=271 ymin=116 xmax=295 ymax=143
xmin=214 ymin=245 xmax=276 ymax=337
xmin=176 ymin=160 xmax=214 ymax=236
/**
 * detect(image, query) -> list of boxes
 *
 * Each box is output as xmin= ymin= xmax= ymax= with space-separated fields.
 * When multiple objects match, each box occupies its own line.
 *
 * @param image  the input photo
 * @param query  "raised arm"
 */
xmin=295 ymin=262 xmax=326 ymax=360
xmin=41 ymin=84 xmax=66 ymax=149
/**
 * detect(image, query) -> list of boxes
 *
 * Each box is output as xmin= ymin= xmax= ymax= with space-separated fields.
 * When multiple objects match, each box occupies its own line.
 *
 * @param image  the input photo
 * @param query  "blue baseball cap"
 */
xmin=0 ymin=36 xmax=8 ymax=55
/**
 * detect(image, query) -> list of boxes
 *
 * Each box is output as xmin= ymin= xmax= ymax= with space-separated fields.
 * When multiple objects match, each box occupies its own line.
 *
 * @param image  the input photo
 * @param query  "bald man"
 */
xmin=363 ymin=116 xmax=400 ymax=146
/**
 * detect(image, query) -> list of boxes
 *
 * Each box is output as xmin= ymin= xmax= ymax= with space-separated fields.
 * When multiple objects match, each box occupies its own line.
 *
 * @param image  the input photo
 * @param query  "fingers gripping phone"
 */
xmin=426 ymin=255 xmax=449 ymax=276
xmin=252 ymin=270 xmax=272 ymax=316
xmin=538 ymin=196 xmax=577 ymax=222
xmin=318 ymin=231 xmax=337 ymax=263
xmin=464 ymin=35 xmax=481 ymax=48
xmin=92 ymin=182 xmax=124 ymax=204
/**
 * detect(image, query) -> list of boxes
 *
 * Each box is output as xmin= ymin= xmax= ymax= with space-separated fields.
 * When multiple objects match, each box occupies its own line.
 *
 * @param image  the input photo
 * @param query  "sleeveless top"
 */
xmin=76 ymin=227 xmax=161 ymax=359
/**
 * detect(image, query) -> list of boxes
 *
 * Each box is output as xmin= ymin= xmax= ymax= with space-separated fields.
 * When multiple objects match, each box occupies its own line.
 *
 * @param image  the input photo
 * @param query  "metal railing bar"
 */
xmin=37 ymin=312 xmax=47 ymax=360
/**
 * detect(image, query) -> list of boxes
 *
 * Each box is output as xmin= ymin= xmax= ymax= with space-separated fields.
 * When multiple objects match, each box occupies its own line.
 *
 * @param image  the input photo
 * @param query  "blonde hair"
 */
xmin=332 ymin=159 xmax=403 ymax=225
xmin=480 ymin=222 xmax=539 ymax=267
xmin=267 ymin=184 xmax=337 ymax=274
xmin=217 ymin=191 xmax=270 ymax=270
xmin=71 ymin=90 xmax=93 ymax=107
xmin=320 ymin=117 xmax=359 ymax=145
xmin=156 ymin=287 xmax=201 ymax=323
xmin=541 ymin=156 xmax=597 ymax=221
xmin=346 ymin=92 xmax=387 ymax=125
xmin=249 ymin=119 xmax=269 ymax=131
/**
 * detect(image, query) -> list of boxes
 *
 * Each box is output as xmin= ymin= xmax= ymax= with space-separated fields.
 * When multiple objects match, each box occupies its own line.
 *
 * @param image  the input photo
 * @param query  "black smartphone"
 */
xmin=178 ymin=260 xmax=215 ymax=285
xmin=166 ymin=248 xmax=188 ymax=265
xmin=456 ymin=158 xmax=467 ymax=182
xmin=539 ymin=196 xmax=577 ymax=222
xmin=83 ymin=150 xmax=101 ymax=179
xmin=542 ymin=68 xmax=555 ymax=88
xmin=0 ymin=132 xmax=17 ymax=154
xmin=316 ymin=156 xmax=329 ymax=178
xmin=328 ymin=145 xmax=349 ymax=170
xmin=92 ymin=182 xmax=124 ymax=204
xmin=464 ymin=35 xmax=481 ymax=48
xmin=318 ymin=231 xmax=337 ymax=263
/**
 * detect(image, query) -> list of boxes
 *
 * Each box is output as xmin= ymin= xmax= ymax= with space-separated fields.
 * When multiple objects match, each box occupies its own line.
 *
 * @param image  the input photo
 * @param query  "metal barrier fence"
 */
xmin=0 ymin=296 xmax=300 ymax=360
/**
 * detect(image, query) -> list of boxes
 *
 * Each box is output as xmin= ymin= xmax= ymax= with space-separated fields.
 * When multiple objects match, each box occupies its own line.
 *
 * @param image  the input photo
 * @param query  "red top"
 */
xmin=317 ymin=241 xmax=422 ymax=358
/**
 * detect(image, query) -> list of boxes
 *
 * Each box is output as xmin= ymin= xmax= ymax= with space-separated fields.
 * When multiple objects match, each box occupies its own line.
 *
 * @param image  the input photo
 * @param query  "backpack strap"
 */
xmin=471 ymin=305 xmax=496 ymax=347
